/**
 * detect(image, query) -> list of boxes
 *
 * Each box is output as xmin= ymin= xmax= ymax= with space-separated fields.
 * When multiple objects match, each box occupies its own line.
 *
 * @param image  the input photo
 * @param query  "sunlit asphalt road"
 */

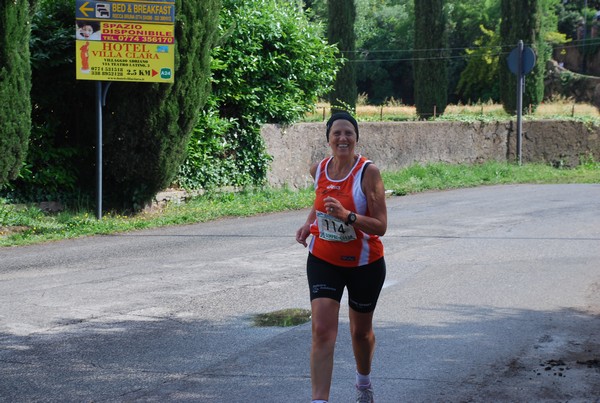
xmin=1 ymin=184 xmax=599 ymax=402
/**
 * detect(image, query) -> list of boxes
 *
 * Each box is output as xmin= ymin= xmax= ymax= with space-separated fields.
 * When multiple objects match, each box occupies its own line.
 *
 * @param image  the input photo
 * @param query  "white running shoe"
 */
xmin=356 ymin=385 xmax=374 ymax=403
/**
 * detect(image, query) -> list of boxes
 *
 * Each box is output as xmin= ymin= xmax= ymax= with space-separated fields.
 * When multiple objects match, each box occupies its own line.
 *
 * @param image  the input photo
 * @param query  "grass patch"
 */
xmin=0 ymin=187 xmax=315 ymax=247
xmin=382 ymin=161 xmax=600 ymax=196
xmin=303 ymin=100 xmax=600 ymax=123
xmin=253 ymin=308 xmax=312 ymax=327
xmin=1 ymin=161 xmax=599 ymax=247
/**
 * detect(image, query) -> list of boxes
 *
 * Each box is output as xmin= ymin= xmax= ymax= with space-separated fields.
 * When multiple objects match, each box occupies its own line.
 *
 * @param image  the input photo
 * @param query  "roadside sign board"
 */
xmin=75 ymin=0 xmax=175 ymax=83
xmin=507 ymin=46 xmax=536 ymax=76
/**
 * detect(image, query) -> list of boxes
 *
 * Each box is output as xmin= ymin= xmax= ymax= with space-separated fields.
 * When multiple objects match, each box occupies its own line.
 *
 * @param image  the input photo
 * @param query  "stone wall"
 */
xmin=261 ymin=120 xmax=600 ymax=188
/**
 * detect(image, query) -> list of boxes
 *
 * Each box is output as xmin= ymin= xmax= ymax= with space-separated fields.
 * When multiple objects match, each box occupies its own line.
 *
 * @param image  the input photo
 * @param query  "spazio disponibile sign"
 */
xmin=75 ymin=0 xmax=175 ymax=83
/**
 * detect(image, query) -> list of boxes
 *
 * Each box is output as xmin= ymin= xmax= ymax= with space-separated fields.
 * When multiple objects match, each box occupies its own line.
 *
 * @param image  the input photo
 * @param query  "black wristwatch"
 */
xmin=345 ymin=212 xmax=357 ymax=226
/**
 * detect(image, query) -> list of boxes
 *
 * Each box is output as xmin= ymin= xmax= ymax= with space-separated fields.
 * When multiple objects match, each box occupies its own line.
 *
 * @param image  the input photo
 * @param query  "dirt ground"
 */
xmin=461 ymin=281 xmax=600 ymax=402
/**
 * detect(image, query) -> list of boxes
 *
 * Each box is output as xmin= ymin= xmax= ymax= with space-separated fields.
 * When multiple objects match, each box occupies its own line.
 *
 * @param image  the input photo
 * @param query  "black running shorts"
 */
xmin=306 ymin=253 xmax=386 ymax=313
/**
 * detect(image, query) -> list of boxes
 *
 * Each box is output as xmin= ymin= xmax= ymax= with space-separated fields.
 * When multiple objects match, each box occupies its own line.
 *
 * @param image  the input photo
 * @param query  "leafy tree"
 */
xmin=499 ymin=0 xmax=559 ymax=114
xmin=456 ymin=24 xmax=502 ymax=102
xmin=554 ymin=0 xmax=598 ymax=73
xmin=13 ymin=0 xmax=93 ymax=204
xmin=556 ymin=1 xmax=586 ymax=39
xmin=355 ymin=0 xmax=415 ymax=104
xmin=211 ymin=0 xmax=339 ymax=125
xmin=0 ymin=0 xmax=32 ymax=185
xmin=414 ymin=0 xmax=448 ymax=118
xmin=354 ymin=0 xmax=500 ymax=106
xmin=447 ymin=0 xmax=501 ymax=55
xmin=306 ymin=0 xmax=415 ymax=105
xmin=446 ymin=0 xmax=501 ymax=102
xmin=328 ymin=0 xmax=357 ymax=112
xmin=178 ymin=0 xmax=340 ymax=191
xmin=310 ymin=0 xmax=544 ymax=107
xmin=304 ymin=0 xmax=328 ymax=22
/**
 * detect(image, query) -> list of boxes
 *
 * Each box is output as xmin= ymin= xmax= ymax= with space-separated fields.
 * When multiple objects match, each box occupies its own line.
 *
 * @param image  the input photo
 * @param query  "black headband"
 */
xmin=326 ymin=112 xmax=359 ymax=141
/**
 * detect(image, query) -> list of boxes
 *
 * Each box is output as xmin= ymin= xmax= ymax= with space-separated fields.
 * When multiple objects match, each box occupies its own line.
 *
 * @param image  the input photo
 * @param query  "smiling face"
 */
xmin=328 ymin=119 xmax=357 ymax=156
xmin=79 ymin=25 xmax=94 ymax=38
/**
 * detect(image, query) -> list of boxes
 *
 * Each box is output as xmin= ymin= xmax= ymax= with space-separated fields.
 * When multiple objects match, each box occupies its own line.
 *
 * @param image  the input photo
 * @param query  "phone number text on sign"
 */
xmin=101 ymin=23 xmax=174 ymax=44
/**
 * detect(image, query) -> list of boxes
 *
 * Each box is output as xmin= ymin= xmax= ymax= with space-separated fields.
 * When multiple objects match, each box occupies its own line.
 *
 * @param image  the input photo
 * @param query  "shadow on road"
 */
xmin=1 ymin=303 xmax=598 ymax=402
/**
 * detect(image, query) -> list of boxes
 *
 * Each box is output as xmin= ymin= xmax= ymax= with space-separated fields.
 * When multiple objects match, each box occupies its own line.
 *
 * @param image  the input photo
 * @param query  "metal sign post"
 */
xmin=95 ymin=82 xmax=103 ymax=219
xmin=507 ymin=40 xmax=536 ymax=165
xmin=516 ymin=41 xmax=524 ymax=166
xmin=95 ymin=81 xmax=111 ymax=219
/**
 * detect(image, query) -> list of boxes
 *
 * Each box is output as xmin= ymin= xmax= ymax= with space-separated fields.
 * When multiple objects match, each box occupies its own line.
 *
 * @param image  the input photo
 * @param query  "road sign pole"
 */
xmin=507 ymin=41 xmax=536 ymax=166
xmin=96 ymin=82 xmax=103 ymax=219
xmin=516 ymin=40 xmax=524 ymax=166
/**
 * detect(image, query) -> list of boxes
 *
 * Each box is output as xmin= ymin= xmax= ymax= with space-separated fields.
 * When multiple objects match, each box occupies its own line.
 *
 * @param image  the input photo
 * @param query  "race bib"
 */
xmin=317 ymin=211 xmax=357 ymax=242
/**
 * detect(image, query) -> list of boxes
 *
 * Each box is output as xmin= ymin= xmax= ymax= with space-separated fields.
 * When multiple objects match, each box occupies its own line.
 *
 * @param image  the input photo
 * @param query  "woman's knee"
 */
xmin=349 ymin=310 xmax=374 ymax=340
xmin=351 ymin=326 xmax=374 ymax=343
xmin=312 ymin=319 xmax=338 ymax=345
xmin=311 ymin=298 xmax=340 ymax=344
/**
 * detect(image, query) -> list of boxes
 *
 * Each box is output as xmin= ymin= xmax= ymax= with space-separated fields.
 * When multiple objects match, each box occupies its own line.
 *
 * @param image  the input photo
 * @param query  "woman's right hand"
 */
xmin=296 ymin=224 xmax=311 ymax=247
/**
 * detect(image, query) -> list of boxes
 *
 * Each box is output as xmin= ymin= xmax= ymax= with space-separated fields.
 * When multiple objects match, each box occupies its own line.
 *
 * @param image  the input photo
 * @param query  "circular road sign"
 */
xmin=507 ymin=46 xmax=536 ymax=75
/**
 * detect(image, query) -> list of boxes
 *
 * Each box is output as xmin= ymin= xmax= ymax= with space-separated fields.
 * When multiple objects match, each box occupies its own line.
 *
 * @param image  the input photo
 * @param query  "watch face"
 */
xmin=347 ymin=212 xmax=357 ymax=224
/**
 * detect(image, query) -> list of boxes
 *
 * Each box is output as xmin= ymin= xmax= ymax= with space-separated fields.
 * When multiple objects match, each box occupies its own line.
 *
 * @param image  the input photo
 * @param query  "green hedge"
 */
xmin=0 ymin=0 xmax=32 ymax=185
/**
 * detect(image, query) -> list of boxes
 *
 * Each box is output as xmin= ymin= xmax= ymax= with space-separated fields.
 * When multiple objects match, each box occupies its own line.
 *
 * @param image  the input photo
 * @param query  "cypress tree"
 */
xmin=413 ymin=0 xmax=448 ymax=119
xmin=328 ymin=0 xmax=357 ymax=113
xmin=102 ymin=0 xmax=221 ymax=210
xmin=0 ymin=0 xmax=32 ymax=185
xmin=499 ymin=0 xmax=545 ymax=114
